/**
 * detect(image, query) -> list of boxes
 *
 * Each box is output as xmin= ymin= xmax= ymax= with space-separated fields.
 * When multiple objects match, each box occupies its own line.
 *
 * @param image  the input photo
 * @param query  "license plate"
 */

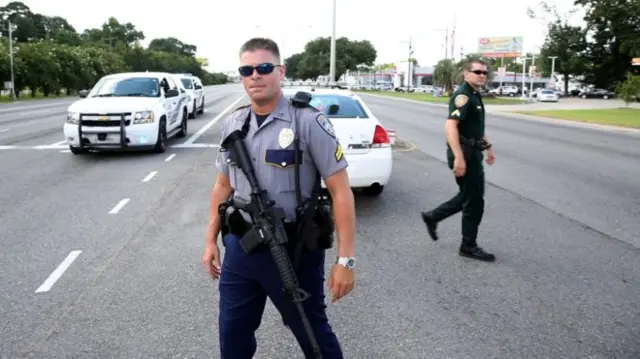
xmin=97 ymin=133 xmax=107 ymax=141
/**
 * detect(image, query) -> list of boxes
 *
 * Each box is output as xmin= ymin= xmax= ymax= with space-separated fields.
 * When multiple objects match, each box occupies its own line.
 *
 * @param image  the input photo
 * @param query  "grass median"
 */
xmin=514 ymin=108 xmax=640 ymax=128
xmin=354 ymin=90 xmax=527 ymax=105
xmin=0 ymin=92 xmax=73 ymax=104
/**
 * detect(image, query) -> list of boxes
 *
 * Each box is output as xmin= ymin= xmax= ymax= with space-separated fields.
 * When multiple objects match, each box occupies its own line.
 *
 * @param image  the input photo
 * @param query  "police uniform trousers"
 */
xmin=431 ymin=148 xmax=485 ymax=247
xmin=218 ymin=233 xmax=344 ymax=359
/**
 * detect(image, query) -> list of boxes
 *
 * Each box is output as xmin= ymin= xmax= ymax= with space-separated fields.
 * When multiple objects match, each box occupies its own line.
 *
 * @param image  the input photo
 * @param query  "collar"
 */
xmin=252 ymin=92 xmax=290 ymax=122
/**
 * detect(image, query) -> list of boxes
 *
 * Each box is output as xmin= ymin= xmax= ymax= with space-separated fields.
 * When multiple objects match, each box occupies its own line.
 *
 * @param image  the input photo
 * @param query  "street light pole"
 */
xmin=407 ymin=37 xmax=413 ymax=88
xmin=8 ymin=20 xmax=17 ymax=101
xmin=329 ymin=0 xmax=337 ymax=86
xmin=529 ymin=54 xmax=536 ymax=98
xmin=520 ymin=56 xmax=530 ymax=100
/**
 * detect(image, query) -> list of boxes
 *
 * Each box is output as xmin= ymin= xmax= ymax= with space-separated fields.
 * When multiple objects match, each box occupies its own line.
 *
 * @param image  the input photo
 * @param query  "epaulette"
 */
xmin=233 ymin=104 xmax=250 ymax=112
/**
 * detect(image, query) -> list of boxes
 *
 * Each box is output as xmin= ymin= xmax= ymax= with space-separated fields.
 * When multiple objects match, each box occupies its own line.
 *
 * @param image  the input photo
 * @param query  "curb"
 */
xmin=357 ymin=92 xmax=640 ymax=135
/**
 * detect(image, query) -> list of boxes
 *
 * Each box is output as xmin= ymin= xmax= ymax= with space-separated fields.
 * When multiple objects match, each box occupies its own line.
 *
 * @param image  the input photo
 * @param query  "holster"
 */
xmin=460 ymin=136 xmax=490 ymax=151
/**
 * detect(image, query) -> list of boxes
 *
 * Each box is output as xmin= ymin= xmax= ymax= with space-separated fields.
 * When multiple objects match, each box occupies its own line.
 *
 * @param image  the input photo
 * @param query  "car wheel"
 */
xmin=177 ymin=110 xmax=188 ymax=138
xmin=69 ymin=145 xmax=85 ymax=155
xmin=362 ymin=184 xmax=384 ymax=196
xmin=153 ymin=119 xmax=167 ymax=153
xmin=189 ymin=100 xmax=197 ymax=119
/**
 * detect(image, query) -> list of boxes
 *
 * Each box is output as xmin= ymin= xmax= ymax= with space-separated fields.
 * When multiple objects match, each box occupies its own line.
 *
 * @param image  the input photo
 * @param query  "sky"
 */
xmin=19 ymin=0 xmax=586 ymax=73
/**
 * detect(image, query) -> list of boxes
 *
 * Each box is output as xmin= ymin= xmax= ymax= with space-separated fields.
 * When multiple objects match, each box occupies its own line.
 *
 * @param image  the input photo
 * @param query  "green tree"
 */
xmin=284 ymin=37 xmax=377 ymax=81
xmin=0 ymin=1 xmax=228 ymax=100
xmin=615 ymin=72 xmax=640 ymax=106
xmin=433 ymin=59 xmax=456 ymax=92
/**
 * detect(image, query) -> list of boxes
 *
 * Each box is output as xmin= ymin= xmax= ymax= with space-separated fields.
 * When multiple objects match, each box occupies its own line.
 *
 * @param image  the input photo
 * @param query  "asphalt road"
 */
xmin=0 ymin=84 xmax=638 ymax=359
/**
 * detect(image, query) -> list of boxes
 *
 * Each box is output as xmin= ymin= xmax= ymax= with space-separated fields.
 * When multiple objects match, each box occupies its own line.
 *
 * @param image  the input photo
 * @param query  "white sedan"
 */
xmin=537 ymin=89 xmax=560 ymax=102
xmin=283 ymin=87 xmax=393 ymax=196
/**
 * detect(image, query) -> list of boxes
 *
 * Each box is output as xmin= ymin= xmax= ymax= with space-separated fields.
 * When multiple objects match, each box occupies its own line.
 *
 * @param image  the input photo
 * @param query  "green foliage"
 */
xmin=0 ymin=1 xmax=228 ymax=98
xmin=284 ymin=37 xmax=377 ymax=81
xmin=615 ymin=72 xmax=640 ymax=106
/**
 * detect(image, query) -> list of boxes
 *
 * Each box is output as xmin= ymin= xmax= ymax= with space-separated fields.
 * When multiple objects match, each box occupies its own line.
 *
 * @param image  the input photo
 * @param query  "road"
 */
xmin=0 ymin=84 xmax=638 ymax=359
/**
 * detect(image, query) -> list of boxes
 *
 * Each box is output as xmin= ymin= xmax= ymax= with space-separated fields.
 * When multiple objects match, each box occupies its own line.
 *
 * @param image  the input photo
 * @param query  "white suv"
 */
xmin=176 ymin=74 xmax=205 ymax=119
xmin=63 ymin=71 xmax=189 ymax=155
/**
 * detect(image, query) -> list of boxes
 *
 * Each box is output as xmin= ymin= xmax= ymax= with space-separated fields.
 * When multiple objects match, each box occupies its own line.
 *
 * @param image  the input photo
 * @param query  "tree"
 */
xmin=527 ymin=1 xmax=589 ymax=93
xmin=615 ymin=72 xmax=640 ymax=106
xmin=0 ymin=1 xmax=228 ymax=100
xmin=573 ymin=0 xmax=640 ymax=89
xmin=433 ymin=59 xmax=456 ymax=92
xmin=284 ymin=37 xmax=377 ymax=81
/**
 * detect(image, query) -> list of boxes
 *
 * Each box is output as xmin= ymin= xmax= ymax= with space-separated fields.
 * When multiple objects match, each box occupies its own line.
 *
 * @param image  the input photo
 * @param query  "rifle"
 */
xmin=220 ymin=129 xmax=323 ymax=359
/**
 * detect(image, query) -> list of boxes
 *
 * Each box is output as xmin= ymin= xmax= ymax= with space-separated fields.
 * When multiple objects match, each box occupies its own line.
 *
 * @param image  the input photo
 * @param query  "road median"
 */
xmin=354 ymin=90 xmax=527 ymax=105
xmin=512 ymin=108 xmax=640 ymax=129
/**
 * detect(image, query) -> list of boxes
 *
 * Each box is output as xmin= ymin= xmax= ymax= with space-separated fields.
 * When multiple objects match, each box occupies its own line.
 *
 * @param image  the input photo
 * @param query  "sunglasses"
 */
xmin=470 ymin=70 xmax=488 ymax=76
xmin=238 ymin=63 xmax=281 ymax=77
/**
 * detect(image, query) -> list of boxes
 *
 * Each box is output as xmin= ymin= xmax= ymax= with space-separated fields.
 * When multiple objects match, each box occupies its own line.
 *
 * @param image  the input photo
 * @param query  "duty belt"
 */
xmin=460 ymin=136 xmax=491 ymax=151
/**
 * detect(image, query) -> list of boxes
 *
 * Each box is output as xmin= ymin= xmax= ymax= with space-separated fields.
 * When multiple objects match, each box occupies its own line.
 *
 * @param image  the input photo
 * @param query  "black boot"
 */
xmin=420 ymin=211 xmax=438 ymax=241
xmin=459 ymin=244 xmax=495 ymax=262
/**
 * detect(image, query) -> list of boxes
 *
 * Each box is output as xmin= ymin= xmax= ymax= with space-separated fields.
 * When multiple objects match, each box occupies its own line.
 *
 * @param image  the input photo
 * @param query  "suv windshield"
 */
xmin=180 ymin=78 xmax=194 ymax=89
xmin=284 ymin=93 xmax=368 ymax=118
xmin=91 ymin=77 xmax=160 ymax=97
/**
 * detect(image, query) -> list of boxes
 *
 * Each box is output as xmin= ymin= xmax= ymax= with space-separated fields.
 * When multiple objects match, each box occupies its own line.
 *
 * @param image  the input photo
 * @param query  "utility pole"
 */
xmin=328 ymin=0 xmax=337 ymax=86
xmin=529 ymin=54 xmax=536 ymax=98
xmin=548 ymin=55 xmax=558 ymax=90
xmin=8 ymin=20 xmax=17 ymax=101
xmin=407 ymin=37 xmax=413 ymax=88
xmin=444 ymin=27 xmax=449 ymax=59
xmin=520 ymin=56 xmax=530 ymax=100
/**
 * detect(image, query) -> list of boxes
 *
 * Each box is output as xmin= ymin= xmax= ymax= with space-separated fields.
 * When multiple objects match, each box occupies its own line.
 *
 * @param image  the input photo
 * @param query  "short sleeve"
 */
xmin=448 ymin=93 xmax=470 ymax=121
xmin=305 ymin=111 xmax=348 ymax=180
xmin=215 ymin=118 xmax=231 ymax=176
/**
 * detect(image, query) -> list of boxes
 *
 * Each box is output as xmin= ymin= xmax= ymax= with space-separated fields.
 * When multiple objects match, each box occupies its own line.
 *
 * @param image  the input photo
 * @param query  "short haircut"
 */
xmin=239 ymin=38 xmax=281 ymax=63
xmin=465 ymin=59 xmax=488 ymax=71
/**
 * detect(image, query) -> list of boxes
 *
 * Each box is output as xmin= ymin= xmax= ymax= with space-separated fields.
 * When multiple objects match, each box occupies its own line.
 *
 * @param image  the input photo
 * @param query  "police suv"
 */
xmin=175 ymin=73 xmax=205 ymax=119
xmin=64 ymin=72 xmax=189 ymax=155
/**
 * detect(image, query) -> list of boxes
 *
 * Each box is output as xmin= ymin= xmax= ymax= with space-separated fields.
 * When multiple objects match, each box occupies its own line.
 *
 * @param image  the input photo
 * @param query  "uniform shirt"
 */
xmin=447 ymin=81 xmax=485 ymax=140
xmin=216 ymin=92 xmax=348 ymax=221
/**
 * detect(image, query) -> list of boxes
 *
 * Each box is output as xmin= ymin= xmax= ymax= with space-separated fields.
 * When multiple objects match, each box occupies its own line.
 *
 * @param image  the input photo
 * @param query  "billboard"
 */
xmin=477 ymin=36 xmax=524 ymax=58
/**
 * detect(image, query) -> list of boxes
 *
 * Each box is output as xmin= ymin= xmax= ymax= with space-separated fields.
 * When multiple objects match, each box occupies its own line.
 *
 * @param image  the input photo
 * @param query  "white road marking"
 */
xmin=50 ymin=140 xmax=66 ymax=146
xmin=164 ymin=154 xmax=176 ymax=162
xmin=60 ymin=149 xmax=70 ymax=153
xmin=33 ymin=144 xmax=67 ymax=150
xmin=184 ymin=95 xmax=245 ymax=145
xmin=0 ymin=128 xmax=11 ymax=133
xmin=0 ymin=145 xmax=17 ymax=150
xmin=35 ymin=250 xmax=82 ymax=293
xmin=142 ymin=171 xmax=158 ymax=182
xmin=171 ymin=143 xmax=220 ymax=148
xmin=108 ymin=198 xmax=130 ymax=214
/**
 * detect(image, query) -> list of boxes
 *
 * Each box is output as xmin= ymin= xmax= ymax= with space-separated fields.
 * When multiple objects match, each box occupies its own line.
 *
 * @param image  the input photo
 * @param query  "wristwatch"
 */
xmin=336 ymin=256 xmax=356 ymax=270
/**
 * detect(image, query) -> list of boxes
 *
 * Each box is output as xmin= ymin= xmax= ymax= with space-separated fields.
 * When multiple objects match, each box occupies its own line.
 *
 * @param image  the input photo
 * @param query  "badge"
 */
xmin=454 ymin=94 xmax=469 ymax=108
xmin=278 ymin=128 xmax=295 ymax=148
xmin=316 ymin=114 xmax=336 ymax=138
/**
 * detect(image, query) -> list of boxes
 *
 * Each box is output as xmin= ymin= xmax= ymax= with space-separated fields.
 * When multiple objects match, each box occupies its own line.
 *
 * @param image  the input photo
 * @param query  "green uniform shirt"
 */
xmin=448 ymin=81 xmax=485 ymax=140
xmin=446 ymin=81 xmax=486 ymax=164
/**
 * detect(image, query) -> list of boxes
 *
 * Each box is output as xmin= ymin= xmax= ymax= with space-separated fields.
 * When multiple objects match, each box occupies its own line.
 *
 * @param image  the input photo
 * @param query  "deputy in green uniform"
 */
xmin=421 ymin=59 xmax=496 ymax=262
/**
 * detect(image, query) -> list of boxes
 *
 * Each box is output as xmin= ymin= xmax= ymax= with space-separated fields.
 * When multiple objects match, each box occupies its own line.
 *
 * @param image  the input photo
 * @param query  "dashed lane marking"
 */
xmin=108 ymin=198 xmax=130 ymax=214
xmin=142 ymin=171 xmax=158 ymax=182
xmin=164 ymin=154 xmax=176 ymax=162
xmin=35 ymin=250 xmax=82 ymax=293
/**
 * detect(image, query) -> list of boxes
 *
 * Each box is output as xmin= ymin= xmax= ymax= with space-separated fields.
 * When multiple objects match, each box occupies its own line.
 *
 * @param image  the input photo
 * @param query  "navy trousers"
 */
xmin=218 ymin=233 xmax=344 ymax=359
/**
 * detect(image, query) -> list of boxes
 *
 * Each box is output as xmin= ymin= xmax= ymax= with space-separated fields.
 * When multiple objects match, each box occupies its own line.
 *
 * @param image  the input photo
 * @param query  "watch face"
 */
xmin=346 ymin=258 xmax=356 ymax=268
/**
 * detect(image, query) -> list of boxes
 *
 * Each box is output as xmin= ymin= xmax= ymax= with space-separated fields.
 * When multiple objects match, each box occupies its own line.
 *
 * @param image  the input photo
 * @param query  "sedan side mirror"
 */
xmin=78 ymin=90 xmax=89 ymax=98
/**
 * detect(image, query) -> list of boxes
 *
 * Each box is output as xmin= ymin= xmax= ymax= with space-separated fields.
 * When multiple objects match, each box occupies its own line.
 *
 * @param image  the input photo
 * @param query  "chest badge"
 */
xmin=278 ymin=128 xmax=295 ymax=148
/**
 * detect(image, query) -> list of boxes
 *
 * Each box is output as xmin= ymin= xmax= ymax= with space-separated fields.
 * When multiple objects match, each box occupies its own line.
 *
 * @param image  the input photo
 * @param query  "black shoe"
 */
xmin=420 ymin=211 xmax=438 ymax=241
xmin=459 ymin=245 xmax=495 ymax=262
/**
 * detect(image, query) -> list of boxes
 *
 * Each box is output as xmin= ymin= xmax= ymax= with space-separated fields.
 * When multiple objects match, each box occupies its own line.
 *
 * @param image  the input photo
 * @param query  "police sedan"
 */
xmin=283 ymin=87 xmax=393 ymax=196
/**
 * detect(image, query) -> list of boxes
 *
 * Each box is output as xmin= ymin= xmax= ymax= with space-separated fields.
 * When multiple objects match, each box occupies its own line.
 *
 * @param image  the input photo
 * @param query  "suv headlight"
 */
xmin=133 ymin=111 xmax=154 ymax=124
xmin=66 ymin=112 xmax=79 ymax=124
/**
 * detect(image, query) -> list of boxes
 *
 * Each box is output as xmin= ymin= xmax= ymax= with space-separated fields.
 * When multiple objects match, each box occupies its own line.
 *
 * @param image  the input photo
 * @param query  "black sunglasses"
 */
xmin=470 ymin=70 xmax=488 ymax=76
xmin=238 ymin=63 xmax=281 ymax=77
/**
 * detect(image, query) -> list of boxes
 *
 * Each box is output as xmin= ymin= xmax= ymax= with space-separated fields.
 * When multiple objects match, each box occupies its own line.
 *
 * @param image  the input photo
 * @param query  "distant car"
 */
xmin=579 ymin=88 xmax=615 ymax=99
xmin=282 ymin=87 xmax=393 ymax=196
xmin=175 ymin=74 xmax=205 ymax=118
xmin=64 ymin=71 xmax=189 ymax=155
xmin=537 ymin=89 xmax=559 ymax=102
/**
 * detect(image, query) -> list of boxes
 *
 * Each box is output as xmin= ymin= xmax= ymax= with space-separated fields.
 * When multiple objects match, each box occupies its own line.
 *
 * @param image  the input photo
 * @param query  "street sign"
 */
xmin=3 ymin=81 xmax=12 ymax=90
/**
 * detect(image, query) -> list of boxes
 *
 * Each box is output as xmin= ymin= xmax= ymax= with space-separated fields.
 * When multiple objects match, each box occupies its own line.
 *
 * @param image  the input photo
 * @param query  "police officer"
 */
xmin=202 ymin=37 xmax=356 ymax=359
xmin=420 ymin=59 xmax=496 ymax=262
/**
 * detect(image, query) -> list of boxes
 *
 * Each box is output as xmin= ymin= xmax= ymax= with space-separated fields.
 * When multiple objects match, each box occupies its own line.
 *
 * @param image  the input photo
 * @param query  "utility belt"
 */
xmin=219 ymin=195 xmax=334 ymax=262
xmin=460 ymin=136 xmax=491 ymax=151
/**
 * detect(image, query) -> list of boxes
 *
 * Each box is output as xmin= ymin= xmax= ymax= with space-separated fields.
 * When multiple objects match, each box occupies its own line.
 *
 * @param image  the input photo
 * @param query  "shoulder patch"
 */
xmin=315 ymin=113 xmax=336 ymax=137
xmin=454 ymin=94 xmax=469 ymax=108
xmin=334 ymin=143 xmax=344 ymax=162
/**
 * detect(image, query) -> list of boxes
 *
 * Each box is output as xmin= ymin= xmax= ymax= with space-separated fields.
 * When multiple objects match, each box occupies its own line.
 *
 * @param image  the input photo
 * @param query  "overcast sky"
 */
xmin=20 ymin=0 xmax=585 ymax=72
